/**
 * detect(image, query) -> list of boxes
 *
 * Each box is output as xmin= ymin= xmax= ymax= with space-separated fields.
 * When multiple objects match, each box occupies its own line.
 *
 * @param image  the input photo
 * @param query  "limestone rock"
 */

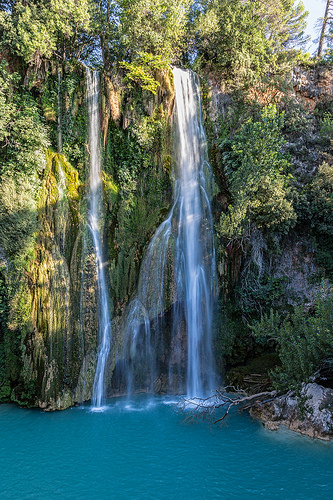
xmin=293 ymin=65 xmax=333 ymax=110
xmin=250 ymin=383 xmax=333 ymax=441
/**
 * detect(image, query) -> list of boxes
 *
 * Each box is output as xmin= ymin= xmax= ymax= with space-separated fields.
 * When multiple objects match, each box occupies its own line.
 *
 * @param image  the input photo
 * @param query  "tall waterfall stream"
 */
xmin=86 ymin=69 xmax=112 ymax=408
xmin=121 ymin=68 xmax=217 ymax=398
xmin=173 ymin=68 xmax=216 ymax=396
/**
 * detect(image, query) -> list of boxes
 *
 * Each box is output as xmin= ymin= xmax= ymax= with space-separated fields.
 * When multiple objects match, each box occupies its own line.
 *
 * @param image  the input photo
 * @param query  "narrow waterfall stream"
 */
xmin=86 ymin=68 xmax=112 ymax=408
xmin=120 ymin=68 xmax=216 ymax=398
xmin=57 ymin=67 xmax=62 ymax=153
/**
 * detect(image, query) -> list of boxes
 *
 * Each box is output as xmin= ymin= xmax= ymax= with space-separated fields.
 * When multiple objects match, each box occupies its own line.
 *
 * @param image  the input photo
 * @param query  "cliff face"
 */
xmin=293 ymin=65 xmax=333 ymax=110
xmin=1 ymin=62 xmax=331 ymax=410
xmin=11 ymin=151 xmax=99 ymax=410
xmin=0 ymin=63 xmax=175 ymax=409
xmin=208 ymin=65 xmax=333 ymax=116
xmin=204 ymin=63 xmax=333 ymax=381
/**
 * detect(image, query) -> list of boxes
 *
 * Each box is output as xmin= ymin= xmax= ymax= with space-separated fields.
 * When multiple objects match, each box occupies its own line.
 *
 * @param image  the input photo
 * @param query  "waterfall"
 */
xmin=173 ymin=68 xmax=216 ymax=397
xmin=120 ymin=68 xmax=216 ymax=398
xmin=121 ymin=210 xmax=175 ymax=395
xmin=86 ymin=68 xmax=112 ymax=408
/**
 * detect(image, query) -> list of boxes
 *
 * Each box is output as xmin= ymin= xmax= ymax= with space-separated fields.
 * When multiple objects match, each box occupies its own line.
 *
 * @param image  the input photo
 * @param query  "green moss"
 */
xmin=102 ymin=171 xmax=119 ymax=205
xmin=103 ymin=85 xmax=173 ymax=314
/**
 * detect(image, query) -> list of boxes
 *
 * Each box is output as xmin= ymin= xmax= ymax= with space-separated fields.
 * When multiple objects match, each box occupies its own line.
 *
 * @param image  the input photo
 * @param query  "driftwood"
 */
xmin=177 ymin=387 xmax=278 ymax=424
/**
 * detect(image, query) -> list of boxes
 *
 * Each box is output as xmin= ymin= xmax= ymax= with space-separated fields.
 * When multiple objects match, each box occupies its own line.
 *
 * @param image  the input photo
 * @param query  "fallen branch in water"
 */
xmin=177 ymin=388 xmax=278 ymax=424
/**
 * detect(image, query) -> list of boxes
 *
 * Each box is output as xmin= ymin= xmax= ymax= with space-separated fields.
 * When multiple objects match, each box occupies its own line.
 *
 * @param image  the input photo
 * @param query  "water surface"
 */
xmin=1 ymin=395 xmax=332 ymax=499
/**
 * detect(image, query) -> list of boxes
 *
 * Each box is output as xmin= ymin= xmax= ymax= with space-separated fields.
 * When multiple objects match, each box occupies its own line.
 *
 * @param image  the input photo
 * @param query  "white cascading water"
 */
xmin=173 ymin=69 xmax=215 ymax=396
xmin=86 ymin=68 xmax=111 ymax=408
xmin=122 ymin=68 xmax=216 ymax=398
xmin=173 ymin=68 xmax=216 ymax=397
xmin=122 ymin=209 xmax=175 ymax=395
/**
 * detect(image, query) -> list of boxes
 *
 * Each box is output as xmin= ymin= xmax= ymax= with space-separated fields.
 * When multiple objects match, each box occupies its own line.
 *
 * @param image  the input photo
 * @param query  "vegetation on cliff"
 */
xmin=0 ymin=0 xmax=332 ymax=407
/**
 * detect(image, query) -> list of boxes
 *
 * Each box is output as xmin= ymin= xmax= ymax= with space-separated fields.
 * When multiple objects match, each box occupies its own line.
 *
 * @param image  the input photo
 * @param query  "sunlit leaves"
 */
xmin=0 ymin=0 xmax=91 ymax=61
xmin=120 ymin=52 xmax=170 ymax=93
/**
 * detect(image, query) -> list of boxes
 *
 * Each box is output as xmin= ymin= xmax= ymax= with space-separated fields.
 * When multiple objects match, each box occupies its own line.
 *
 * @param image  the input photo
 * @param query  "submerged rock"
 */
xmin=250 ymin=383 xmax=333 ymax=441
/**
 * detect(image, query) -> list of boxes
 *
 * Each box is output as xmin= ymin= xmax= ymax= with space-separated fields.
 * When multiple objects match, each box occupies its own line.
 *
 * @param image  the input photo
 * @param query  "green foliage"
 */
xmin=217 ymin=104 xmax=296 ymax=241
xmin=195 ymin=0 xmax=270 ymax=84
xmin=295 ymin=51 xmax=317 ymax=67
xmin=120 ymin=52 xmax=170 ymax=94
xmin=0 ymin=265 xmax=8 ymax=333
xmin=255 ymin=0 xmax=309 ymax=52
xmin=216 ymin=300 xmax=252 ymax=360
xmin=238 ymin=270 xmax=289 ymax=320
xmin=298 ymin=162 xmax=333 ymax=280
xmin=0 ymin=62 xmax=50 ymax=263
xmin=0 ymin=0 xmax=91 ymax=62
xmin=281 ymin=95 xmax=314 ymax=140
xmin=59 ymin=69 xmax=87 ymax=172
xmin=252 ymin=282 xmax=333 ymax=390
xmin=0 ymin=174 xmax=39 ymax=260
xmin=105 ymin=106 xmax=172 ymax=311
xmin=194 ymin=0 xmax=308 ymax=84
xmin=319 ymin=112 xmax=333 ymax=145
xmin=0 ymin=264 xmax=29 ymax=402
xmin=0 ymin=62 xmax=50 ymax=269
xmin=0 ymin=62 xmax=49 ymax=178
xmin=0 ymin=265 xmax=10 ymax=400
xmin=306 ymin=163 xmax=333 ymax=235
xmin=118 ymin=0 xmax=191 ymax=63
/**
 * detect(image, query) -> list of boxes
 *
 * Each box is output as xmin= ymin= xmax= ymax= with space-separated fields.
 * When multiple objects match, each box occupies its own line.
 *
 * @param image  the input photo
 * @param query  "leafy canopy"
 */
xmin=120 ymin=52 xmax=170 ymax=94
xmin=194 ymin=0 xmax=308 ymax=83
xmin=0 ymin=0 xmax=91 ymax=62
xmin=117 ymin=0 xmax=192 ymax=63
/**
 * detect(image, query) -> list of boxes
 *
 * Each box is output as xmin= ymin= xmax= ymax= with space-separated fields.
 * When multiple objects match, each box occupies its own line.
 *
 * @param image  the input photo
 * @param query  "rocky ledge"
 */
xmin=250 ymin=383 xmax=333 ymax=441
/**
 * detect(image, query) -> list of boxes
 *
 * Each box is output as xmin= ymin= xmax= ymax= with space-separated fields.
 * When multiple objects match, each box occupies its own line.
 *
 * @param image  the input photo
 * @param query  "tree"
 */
xmin=317 ymin=0 xmax=333 ymax=57
xmin=252 ymin=283 xmax=333 ymax=390
xmin=255 ymin=0 xmax=308 ymax=52
xmin=89 ymin=0 xmax=122 ymax=68
xmin=0 ymin=61 xmax=49 ymax=178
xmin=0 ymin=62 xmax=49 ymax=260
xmin=218 ymin=104 xmax=295 ymax=242
xmin=117 ymin=0 xmax=192 ymax=63
xmin=195 ymin=0 xmax=271 ymax=83
xmin=0 ymin=0 xmax=91 ymax=63
xmin=194 ymin=0 xmax=308 ymax=83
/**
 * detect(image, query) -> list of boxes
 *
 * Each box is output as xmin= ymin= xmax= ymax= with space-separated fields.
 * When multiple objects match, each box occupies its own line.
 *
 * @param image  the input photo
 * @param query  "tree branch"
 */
xmin=177 ymin=389 xmax=278 ymax=425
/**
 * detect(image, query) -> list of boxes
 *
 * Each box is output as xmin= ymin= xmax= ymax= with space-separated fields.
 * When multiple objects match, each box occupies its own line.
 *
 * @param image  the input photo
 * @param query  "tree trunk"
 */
xmin=318 ymin=0 xmax=333 ymax=58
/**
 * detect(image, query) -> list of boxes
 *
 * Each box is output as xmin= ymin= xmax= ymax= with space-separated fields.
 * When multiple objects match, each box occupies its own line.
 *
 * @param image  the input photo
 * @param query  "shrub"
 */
xmin=252 ymin=282 xmax=333 ymax=390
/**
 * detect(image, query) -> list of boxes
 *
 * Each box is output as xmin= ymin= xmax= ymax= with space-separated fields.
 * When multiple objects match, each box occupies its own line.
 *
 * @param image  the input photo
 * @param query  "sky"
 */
xmin=302 ymin=0 xmax=327 ymax=54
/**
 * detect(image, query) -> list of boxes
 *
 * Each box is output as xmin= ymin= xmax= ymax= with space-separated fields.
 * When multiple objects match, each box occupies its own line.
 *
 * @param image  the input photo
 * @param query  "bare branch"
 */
xmin=177 ymin=388 xmax=278 ymax=425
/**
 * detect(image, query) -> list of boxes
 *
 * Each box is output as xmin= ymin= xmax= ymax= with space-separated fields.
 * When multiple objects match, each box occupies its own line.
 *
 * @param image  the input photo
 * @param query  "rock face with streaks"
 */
xmin=0 ymin=62 xmax=176 ymax=410
xmin=251 ymin=383 xmax=333 ymax=441
xmin=292 ymin=65 xmax=333 ymax=110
